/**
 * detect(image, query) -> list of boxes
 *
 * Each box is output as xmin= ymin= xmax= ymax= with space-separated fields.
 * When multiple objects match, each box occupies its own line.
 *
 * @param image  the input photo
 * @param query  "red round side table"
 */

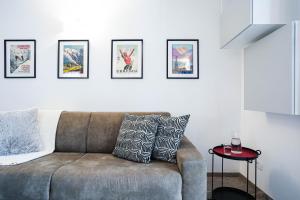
xmin=208 ymin=145 xmax=261 ymax=200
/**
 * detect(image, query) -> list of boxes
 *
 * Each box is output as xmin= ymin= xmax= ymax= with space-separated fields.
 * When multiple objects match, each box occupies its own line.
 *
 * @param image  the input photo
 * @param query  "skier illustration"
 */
xmin=119 ymin=48 xmax=135 ymax=71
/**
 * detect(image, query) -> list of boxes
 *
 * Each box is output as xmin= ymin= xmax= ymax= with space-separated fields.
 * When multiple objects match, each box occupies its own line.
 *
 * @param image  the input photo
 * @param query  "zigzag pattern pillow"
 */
xmin=152 ymin=115 xmax=190 ymax=163
xmin=113 ymin=114 xmax=160 ymax=163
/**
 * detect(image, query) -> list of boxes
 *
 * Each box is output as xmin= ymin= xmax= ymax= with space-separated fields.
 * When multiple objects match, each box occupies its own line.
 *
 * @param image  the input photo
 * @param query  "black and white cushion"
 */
xmin=112 ymin=114 xmax=160 ymax=163
xmin=152 ymin=115 xmax=190 ymax=163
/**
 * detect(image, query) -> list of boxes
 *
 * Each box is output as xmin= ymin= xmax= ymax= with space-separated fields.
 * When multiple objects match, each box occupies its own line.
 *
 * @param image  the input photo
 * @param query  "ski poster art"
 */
xmin=116 ymin=44 xmax=138 ymax=73
xmin=4 ymin=40 xmax=36 ymax=78
xmin=58 ymin=40 xmax=89 ymax=79
xmin=63 ymin=45 xmax=84 ymax=74
xmin=10 ymin=45 xmax=32 ymax=74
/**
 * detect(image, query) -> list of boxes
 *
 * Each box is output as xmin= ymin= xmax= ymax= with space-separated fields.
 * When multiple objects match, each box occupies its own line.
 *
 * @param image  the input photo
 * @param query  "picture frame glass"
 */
xmin=111 ymin=40 xmax=143 ymax=79
xmin=5 ymin=40 xmax=36 ymax=78
xmin=58 ymin=40 xmax=89 ymax=78
xmin=167 ymin=40 xmax=199 ymax=79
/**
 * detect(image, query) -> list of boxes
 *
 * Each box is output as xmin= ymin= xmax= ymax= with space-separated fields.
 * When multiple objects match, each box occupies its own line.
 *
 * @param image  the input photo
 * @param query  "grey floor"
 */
xmin=207 ymin=174 xmax=272 ymax=200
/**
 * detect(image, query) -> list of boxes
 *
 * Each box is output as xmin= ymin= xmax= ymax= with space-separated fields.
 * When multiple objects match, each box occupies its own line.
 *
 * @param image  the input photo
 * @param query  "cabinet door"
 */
xmin=295 ymin=21 xmax=300 ymax=115
xmin=220 ymin=0 xmax=253 ymax=48
xmin=252 ymin=0 xmax=300 ymax=24
xmin=244 ymin=23 xmax=295 ymax=114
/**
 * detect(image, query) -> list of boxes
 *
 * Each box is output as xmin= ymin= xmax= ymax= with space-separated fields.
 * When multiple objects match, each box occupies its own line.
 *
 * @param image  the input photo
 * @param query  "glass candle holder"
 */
xmin=223 ymin=144 xmax=231 ymax=155
xmin=231 ymin=137 xmax=242 ymax=154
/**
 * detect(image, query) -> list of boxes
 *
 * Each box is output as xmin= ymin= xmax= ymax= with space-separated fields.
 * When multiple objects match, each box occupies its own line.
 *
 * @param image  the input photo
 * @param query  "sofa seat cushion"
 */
xmin=50 ymin=153 xmax=182 ymax=200
xmin=0 ymin=153 xmax=84 ymax=200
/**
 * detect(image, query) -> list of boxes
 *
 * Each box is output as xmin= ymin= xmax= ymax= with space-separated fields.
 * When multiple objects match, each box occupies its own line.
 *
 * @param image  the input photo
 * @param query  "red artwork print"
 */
xmin=17 ymin=45 xmax=30 ymax=49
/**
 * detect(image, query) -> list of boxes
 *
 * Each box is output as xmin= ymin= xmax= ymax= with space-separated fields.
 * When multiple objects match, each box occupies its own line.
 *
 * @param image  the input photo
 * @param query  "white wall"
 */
xmin=0 ymin=0 xmax=242 ymax=171
xmin=241 ymin=52 xmax=300 ymax=199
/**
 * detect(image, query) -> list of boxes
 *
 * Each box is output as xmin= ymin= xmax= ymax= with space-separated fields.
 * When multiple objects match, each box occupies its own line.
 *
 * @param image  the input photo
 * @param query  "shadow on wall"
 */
xmin=265 ymin=113 xmax=300 ymax=127
xmin=269 ymin=169 xmax=300 ymax=199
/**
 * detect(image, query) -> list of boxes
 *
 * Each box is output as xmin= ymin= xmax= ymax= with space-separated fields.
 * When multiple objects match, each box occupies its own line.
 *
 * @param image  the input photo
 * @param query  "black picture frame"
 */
xmin=4 ymin=39 xmax=36 ymax=78
xmin=57 ymin=40 xmax=89 ymax=79
xmin=111 ymin=39 xmax=143 ymax=79
xmin=167 ymin=39 xmax=199 ymax=79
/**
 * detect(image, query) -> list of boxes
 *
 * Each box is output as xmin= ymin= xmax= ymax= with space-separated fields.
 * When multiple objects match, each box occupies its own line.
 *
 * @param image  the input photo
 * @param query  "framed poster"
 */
xmin=4 ymin=40 xmax=36 ymax=78
xmin=167 ymin=39 xmax=199 ymax=79
xmin=111 ymin=39 xmax=143 ymax=79
xmin=58 ymin=40 xmax=89 ymax=79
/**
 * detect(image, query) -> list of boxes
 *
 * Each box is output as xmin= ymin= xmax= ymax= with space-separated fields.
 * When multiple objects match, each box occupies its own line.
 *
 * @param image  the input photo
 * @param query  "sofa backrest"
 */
xmin=55 ymin=111 xmax=170 ymax=153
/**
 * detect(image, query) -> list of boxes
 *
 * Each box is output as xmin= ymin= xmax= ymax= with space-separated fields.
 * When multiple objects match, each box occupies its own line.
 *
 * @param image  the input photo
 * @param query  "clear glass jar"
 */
xmin=231 ymin=137 xmax=242 ymax=154
xmin=223 ymin=144 xmax=232 ymax=155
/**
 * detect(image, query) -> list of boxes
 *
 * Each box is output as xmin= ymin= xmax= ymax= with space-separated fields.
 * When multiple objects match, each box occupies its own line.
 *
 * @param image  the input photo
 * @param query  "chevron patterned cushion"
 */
xmin=112 ymin=114 xmax=160 ymax=163
xmin=152 ymin=115 xmax=190 ymax=163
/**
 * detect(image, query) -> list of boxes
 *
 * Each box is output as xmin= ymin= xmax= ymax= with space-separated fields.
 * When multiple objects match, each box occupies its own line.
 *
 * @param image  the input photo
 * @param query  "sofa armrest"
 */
xmin=176 ymin=136 xmax=207 ymax=200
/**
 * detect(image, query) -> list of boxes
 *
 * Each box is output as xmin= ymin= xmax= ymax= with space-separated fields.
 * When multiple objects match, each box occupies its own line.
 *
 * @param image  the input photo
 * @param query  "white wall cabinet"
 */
xmin=244 ymin=21 xmax=300 ymax=115
xmin=220 ymin=0 xmax=299 ymax=49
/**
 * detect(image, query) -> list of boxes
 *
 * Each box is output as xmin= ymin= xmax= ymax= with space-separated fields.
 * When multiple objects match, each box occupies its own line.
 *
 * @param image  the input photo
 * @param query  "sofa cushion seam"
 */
xmin=48 ymin=153 xmax=86 ymax=200
xmin=85 ymin=113 xmax=92 ymax=153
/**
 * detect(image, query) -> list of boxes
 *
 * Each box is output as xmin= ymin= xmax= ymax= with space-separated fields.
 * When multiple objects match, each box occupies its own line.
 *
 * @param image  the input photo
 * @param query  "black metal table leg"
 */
xmin=208 ymin=149 xmax=214 ymax=200
xmin=212 ymin=153 xmax=214 ymax=195
xmin=221 ymin=157 xmax=224 ymax=187
xmin=247 ymin=161 xmax=249 ymax=193
xmin=255 ymin=159 xmax=257 ymax=199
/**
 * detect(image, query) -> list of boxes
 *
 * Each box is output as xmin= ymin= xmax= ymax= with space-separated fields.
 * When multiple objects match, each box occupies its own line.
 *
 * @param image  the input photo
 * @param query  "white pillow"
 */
xmin=0 ymin=108 xmax=41 ymax=156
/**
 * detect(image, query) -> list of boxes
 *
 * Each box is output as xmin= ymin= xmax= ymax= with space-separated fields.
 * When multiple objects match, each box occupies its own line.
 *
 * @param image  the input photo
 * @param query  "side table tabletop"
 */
xmin=208 ymin=145 xmax=261 ymax=200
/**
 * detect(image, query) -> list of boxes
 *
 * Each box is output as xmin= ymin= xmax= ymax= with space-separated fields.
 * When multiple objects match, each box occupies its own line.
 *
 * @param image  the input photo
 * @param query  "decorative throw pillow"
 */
xmin=152 ymin=115 xmax=190 ymax=163
xmin=0 ymin=108 xmax=41 ymax=156
xmin=112 ymin=114 xmax=160 ymax=163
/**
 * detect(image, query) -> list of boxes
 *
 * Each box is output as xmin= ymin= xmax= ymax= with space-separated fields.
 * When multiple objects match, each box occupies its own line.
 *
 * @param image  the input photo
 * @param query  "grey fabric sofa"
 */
xmin=0 ymin=112 xmax=207 ymax=200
